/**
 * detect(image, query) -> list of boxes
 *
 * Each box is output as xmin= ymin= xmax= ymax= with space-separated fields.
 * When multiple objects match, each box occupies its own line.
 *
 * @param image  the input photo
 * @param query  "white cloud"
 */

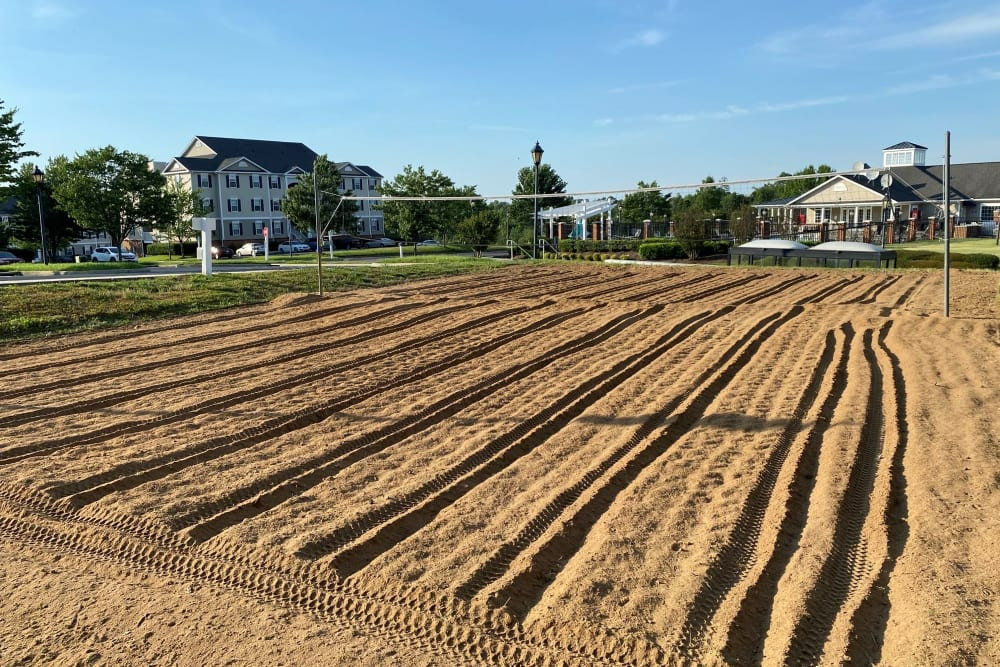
xmin=593 ymin=118 xmax=614 ymax=127
xmin=608 ymin=80 xmax=682 ymax=95
xmin=32 ymin=2 xmax=75 ymax=21
xmin=654 ymin=95 xmax=849 ymax=123
xmin=759 ymin=4 xmax=1000 ymax=57
xmin=612 ymin=28 xmax=665 ymax=52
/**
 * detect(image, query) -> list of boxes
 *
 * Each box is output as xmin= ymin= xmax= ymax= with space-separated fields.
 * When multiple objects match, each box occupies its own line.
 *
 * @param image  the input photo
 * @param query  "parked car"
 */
xmin=277 ymin=242 xmax=310 ymax=253
xmin=368 ymin=237 xmax=398 ymax=247
xmin=91 ymin=246 xmax=137 ymax=262
xmin=417 ymin=239 xmax=441 ymax=246
xmin=235 ymin=242 xmax=265 ymax=257
xmin=0 ymin=251 xmax=22 ymax=265
xmin=211 ymin=245 xmax=235 ymax=259
xmin=329 ymin=234 xmax=366 ymax=250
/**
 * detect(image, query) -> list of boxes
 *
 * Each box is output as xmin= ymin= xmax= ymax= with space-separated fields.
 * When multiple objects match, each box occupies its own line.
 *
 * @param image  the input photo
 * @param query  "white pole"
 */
xmin=943 ymin=130 xmax=951 ymax=317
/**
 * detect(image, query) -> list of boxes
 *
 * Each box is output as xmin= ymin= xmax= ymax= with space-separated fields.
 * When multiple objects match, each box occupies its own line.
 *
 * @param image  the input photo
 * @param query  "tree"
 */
xmin=281 ymin=155 xmax=356 ymax=238
xmin=8 ymin=158 xmax=82 ymax=256
xmin=673 ymin=207 xmax=711 ymax=259
xmin=1 ymin=100 xmax=37 ymax=187
xmin=379 ymin=165 xmax=478 ymax=243
xmin=751 ymin=164 xmax=834 ymax=203
xmin=617 ymin=180 xmax=671 ymax=224
xmin=729 ymin=202 xmax=756 ymax=244
xmin=50 ymin=146 xmax=168 ymax=258
xmin=455 ymin=209 xmax=502 ymax=257
xmin=510 ymin=164 xmax=572 ymax=245
xmin=153 ymin=178 xmax=207 ymax=258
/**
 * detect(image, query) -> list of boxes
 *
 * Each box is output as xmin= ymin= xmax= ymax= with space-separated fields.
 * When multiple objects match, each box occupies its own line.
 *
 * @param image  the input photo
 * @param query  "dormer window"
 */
xmin=882 ymin=142 xmax=927 ymax=167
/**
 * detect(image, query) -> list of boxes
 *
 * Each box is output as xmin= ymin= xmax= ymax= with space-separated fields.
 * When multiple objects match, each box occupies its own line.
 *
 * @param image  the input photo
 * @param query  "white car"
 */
xmin=277 ymin=242 xmax=310 ymax=253
xmin=371 ymin=237 xmax=398 ymax=247
xmin=417 ymin=239 xmax=441 ymax=246
xmin=91 ymin=246 xmax=137 ymax=262
xmin=235 ymin=242 xmax=266 ymax=257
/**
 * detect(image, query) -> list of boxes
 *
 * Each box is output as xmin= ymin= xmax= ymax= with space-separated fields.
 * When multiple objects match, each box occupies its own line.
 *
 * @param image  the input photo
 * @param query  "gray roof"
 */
xmin=886 ymin=163 xmax=1000 ymax=202
xmin=355 ymin=165 xmax=383 ymax=178
xmin=177 ymin=136 xmax=319 ymax=174
xmin=884 ymin=141 xmax=927 ymax=150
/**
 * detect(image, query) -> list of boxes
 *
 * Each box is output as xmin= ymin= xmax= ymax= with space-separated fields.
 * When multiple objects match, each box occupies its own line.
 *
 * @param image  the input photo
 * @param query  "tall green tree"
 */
xmin=153 ymin=178 xmax=208 ymax=258
xmin=50 ymin=146 xmax=168 ymax=257
xmin=379 ymin=165 xmax=478 ymax=243
xmin=751 ymin=164 xmax=834 ymax=203
xmin=282 ymin=155 xmax=356 ymax=237
xmin=510 ymin=164 xmax=572 ymax=244
xmin=8 ymin=159 xmax=82 ymax=255
xmin=1 ymin=100 xmax=37 ymax=187
xmin=455 ymin=208 xmax=502 ymax=257
xmin=617 ymin=180 xmax=671 ymax=224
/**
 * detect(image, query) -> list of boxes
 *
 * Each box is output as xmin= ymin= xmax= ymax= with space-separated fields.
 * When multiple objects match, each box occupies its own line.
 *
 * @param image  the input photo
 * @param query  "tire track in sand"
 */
xmin=182 ymin=306 xmax=665 ymax=543
xmin=1 ymin=301 xmax=529 ymax=463
xmin=720 ymin=323 xmax=855 ymax=665
xmin=307 ymin=308 xmax=720 ymax=575
xmin=783 ymin=326 xmax=887 ymax=665
xmin=45 ymin=308 xmax=593 ymax=508
xmin=478 ymin=306 xmax=805 ymax=621
xmin=674 ymin=327 xmax=840 ymax=659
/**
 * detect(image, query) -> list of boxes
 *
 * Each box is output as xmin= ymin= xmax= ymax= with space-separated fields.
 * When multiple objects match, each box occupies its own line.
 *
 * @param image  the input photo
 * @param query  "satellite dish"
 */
xmin=865 ymin=169 xmax=880 ymax=181
xmin=880 ymin=173 xmax=894 ymax=189
xmin=852 ymin=161 xmax=866 ymax=172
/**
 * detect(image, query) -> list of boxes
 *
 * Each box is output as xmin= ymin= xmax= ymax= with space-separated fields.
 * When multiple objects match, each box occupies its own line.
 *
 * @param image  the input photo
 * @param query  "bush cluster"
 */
xmin=557 ymin=239 xmax=642 ymax=253
xmin=637 ymin=240 xmax=730 ymax=260
xmin=147 ymin=242 xmax=200 ymax=256
xmin=895 ymin=250 xmax=999 ymax=270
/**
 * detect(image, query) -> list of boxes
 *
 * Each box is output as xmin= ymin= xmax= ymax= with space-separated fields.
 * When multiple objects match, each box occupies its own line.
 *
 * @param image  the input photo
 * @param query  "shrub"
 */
xmin=638 ymin=242 xmax=686 ymax=260
xmin=958 ymin=253 xmax=999 ymax=270
xmin=147 ymin=242 xmax=198 ymax=256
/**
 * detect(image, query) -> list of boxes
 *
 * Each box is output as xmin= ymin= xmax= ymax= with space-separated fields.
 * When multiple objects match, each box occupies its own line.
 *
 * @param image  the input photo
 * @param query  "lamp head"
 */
xmin=32 ymin=166 xmax=44 ymax=184
xmin=531 ymin=141 xmax=544 ymax=167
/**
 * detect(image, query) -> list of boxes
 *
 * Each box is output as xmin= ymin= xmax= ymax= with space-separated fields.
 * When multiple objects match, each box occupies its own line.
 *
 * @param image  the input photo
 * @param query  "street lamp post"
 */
xmin=32 ymin=167 xmax=49 ymax=265
xmin=531 ymin=141 xmax=544 ymax=259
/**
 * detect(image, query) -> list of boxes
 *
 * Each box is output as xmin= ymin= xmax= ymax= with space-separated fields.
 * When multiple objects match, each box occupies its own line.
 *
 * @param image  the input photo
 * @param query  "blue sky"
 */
xmin=4 ymin=0 xmax=1000 ymax=196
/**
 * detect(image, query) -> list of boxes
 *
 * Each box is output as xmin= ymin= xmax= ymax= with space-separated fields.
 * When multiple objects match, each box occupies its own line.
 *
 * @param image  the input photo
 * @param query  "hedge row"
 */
xmin=637 ymin=240 xmax=731 ymax=260
xmin=556 ymin=239 xmax=642 ymax=253
xmin=895 ymin=250 xmax=999 ymax=270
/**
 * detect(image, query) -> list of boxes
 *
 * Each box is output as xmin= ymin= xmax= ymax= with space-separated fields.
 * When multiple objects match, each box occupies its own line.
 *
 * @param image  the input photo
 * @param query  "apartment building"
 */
xmin=161 ymin=136 xmax=383 ymax=246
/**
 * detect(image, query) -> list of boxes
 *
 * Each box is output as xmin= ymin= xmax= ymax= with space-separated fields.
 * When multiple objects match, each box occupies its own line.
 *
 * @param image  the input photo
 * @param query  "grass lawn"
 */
xmin=889 ymin=237 xmax=1000 ymax=257
xmin=0 ymin=256 xmax=505 ymax=341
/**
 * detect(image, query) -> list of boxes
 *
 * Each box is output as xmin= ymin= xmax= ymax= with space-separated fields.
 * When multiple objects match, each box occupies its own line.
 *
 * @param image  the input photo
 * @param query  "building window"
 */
xmin=352 ymin=178 xmax=362 ymax=190
xmin=197 ymin=174 xmax=212 ymax=188
xmin=981 ymin=205 xmax=1000 ymax=224
xmin=229 ymin=221 xmax=243 ymax=236
xmin=884 ymin=151 xmax=912 ymax=167
xmin=228 ymin=198 xmax=241 ymax=212
xmin=251 ymin=198 xmax=265 ymax=212
xmin=271 ymin=199 xmax=282 ymax=212
xmin=269 ymin=175 xmax=281 ymax=188
xmin=201 ymin=198 xmax=214 ymax=213
xmin=273 ymin=220 xmax=285 ymax=235
xmin=369 ymin=178 xmax=378 ymax=190
xmin=250 ymin=174 xmax=263 ymax=188
xmin=253 ymin=221 xmax=264 ymax=235
xmin=371 ymin=218 xmax=382 ymax=233
xmin=226 ymin=174 xmax=240 ymax=188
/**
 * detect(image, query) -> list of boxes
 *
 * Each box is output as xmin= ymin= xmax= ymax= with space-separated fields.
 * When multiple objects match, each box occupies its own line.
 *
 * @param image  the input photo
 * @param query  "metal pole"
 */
xmin=314 ymin=168 xmax=323 ymax=296
xmin=943 ymin=130 xmax=950 ymax=317
xmin=36 ymin=184 xmax=49 ymax=265
xmin=533 ymin=163 xmax=539 ymax=259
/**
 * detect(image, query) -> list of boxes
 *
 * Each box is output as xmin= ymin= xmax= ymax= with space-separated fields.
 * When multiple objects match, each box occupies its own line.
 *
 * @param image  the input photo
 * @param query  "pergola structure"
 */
xmin=537 ymin=199 xmax=618 ymax=240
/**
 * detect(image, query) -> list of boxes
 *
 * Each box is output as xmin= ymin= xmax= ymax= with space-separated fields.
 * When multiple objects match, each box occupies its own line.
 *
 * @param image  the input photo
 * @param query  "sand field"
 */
xmin=1 ymin=263 xmax=998 ymax=665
